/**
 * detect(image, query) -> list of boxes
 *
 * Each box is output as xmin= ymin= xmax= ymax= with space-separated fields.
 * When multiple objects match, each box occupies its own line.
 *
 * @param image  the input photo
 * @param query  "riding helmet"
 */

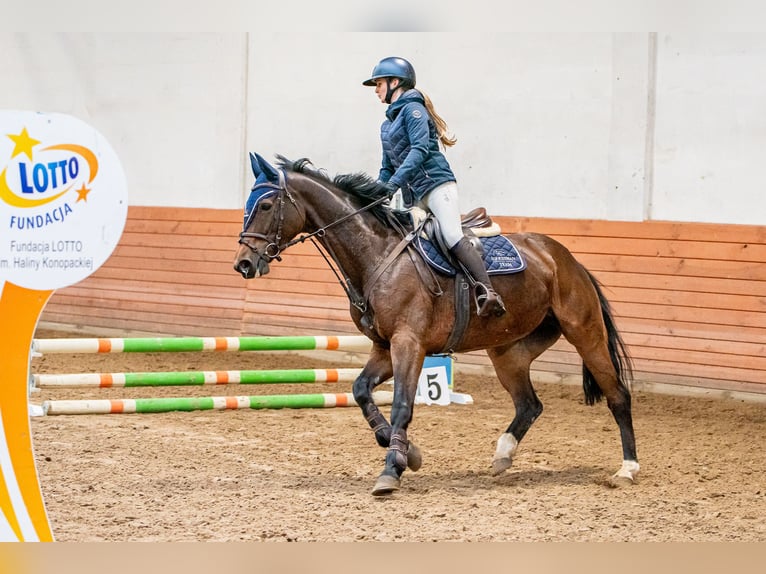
xmin=362 ymin=57 xmax=416 ymax=88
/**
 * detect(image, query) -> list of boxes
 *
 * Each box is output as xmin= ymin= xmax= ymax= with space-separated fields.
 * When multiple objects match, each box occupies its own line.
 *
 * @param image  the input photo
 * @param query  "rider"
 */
xmin=363 ymin=56 xmax=506 ymax=317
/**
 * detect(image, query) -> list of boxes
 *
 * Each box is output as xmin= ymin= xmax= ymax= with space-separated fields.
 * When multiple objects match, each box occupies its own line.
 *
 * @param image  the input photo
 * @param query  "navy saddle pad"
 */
xmin=414 ymin=234 xmax=526 ymax=276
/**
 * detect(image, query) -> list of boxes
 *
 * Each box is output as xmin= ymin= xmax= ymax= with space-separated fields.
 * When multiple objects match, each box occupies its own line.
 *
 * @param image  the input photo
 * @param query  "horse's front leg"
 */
xmin=352 ymin=343 xmax=423 ymax=476
xmin=352 ymin=344 xmax=394 ymax=447
xmin=371 ymin=338 xmax=425 ymax=496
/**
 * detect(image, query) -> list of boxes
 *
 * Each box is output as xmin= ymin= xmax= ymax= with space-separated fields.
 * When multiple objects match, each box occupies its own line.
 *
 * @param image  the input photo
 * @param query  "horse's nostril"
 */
xmin=235 ymin=260 xmax=253 ymax=278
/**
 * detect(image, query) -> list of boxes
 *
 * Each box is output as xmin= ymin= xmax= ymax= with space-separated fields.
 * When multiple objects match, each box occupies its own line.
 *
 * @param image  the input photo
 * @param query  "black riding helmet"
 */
xmin=363 ymin=56 xmax=416 ymax=103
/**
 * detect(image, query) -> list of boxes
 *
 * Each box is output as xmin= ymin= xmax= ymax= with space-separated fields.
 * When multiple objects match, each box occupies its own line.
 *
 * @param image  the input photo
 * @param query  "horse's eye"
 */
xmin=260 ymin=202 xmax=272 ymax=212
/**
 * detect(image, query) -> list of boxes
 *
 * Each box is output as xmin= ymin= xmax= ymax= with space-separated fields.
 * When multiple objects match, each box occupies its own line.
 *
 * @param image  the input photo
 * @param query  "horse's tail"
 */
xmin=581 ymin=267 xmax=634 ymax=406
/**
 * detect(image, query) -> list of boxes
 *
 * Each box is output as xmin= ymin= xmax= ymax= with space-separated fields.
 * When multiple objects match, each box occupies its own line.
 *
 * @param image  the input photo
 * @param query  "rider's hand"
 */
xmin=383 ymin=181 xmax=399 ymax=199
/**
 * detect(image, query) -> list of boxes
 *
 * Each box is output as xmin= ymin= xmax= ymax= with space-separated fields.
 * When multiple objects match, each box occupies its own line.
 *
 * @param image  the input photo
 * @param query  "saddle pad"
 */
xmin=414 ymin=235 xmax=526 ymax=277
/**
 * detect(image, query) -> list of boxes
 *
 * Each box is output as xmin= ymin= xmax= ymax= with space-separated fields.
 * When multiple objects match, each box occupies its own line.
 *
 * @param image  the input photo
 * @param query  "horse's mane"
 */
xmin=275 ymin=155 xmax=400 ymax=226
xmin=275 ymin=155 xmax=389 ymax=205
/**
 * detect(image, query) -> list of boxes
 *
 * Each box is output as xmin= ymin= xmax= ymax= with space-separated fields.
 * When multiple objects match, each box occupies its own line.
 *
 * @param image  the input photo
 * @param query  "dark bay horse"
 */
xmin=234 ymin=153 xmax=639 ymax=496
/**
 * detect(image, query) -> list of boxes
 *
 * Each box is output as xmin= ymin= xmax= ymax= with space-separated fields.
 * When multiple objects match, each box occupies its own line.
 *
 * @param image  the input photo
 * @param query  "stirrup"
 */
xmin=475 ymin=283 xmax=507 ymax=317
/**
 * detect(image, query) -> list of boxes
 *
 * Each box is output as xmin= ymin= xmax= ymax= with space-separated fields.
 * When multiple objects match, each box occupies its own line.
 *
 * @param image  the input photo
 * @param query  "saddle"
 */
xmin=411 ymin=207 xmax=524 ymax=353
xmin=412 ymin=206 xmax=499 ymax=240
xmin=409 ymin=207 xmax=526 ymax=277
xmin=370 ymin=205 xmax=525 ymax=353
xmin=458 ymin=206 xmax=502 ymax=237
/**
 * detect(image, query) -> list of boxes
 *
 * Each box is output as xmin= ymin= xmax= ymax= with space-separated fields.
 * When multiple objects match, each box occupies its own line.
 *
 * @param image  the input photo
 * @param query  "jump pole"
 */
xmin=34 ymin=368 xmax=363 ymax=388
xmin=42 ymin=391 xmax=393 ymax=415
xmin=32 ymin=335 xmax=372 ymax=355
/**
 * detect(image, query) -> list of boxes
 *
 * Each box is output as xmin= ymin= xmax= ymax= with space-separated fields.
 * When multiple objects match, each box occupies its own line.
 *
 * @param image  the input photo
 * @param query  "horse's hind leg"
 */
xmin=487 ymin=319 xmax=560 ymax=475
xmin=554 ymin=267 xmax=639 ymax=485
xmin=352 ymin=343 xmax=422 ymax=474
xmin=570 ymin=336 xmax=638 ymax=486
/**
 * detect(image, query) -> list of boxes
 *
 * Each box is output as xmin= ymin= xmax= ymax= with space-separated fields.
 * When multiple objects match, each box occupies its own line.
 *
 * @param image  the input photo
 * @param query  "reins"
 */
xmin=294 ymin=193 xmax=389 ymax=312
xmin=284 ymin=195 xmax=389 ymax=250
xmin=239 ymin=169 xmax=449 ymax=315
xmin=238 ymin=170 xmax=389 ymax=312
xmin=239 ymin=172 xmax=389 ymax=256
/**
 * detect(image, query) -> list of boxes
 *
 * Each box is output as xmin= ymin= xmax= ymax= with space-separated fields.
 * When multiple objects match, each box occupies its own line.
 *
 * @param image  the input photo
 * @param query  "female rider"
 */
xmin=363 ymin=56 xmax=506 ymax=317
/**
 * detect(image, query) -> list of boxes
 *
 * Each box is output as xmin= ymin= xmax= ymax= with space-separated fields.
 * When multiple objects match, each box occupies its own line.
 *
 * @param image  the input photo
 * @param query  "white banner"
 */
xmin=0 ymin=111 xmax=127 ymax=290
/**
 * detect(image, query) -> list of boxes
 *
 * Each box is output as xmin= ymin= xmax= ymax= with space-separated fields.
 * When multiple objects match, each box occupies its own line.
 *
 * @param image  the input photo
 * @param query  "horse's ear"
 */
xmin=249 ymin=152 xmax=262 ymax=178
xmin=255 ymin=153 xmax=281 ymax=184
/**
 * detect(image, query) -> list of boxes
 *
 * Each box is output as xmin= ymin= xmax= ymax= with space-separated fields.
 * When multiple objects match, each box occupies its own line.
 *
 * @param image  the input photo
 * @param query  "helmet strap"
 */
xmin=384 ymin=78 xmax=400 ymax=104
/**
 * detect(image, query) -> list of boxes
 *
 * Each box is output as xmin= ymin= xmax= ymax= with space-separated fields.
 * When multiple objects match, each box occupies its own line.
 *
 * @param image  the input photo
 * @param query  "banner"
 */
xmin=0 ymin=111 xmax=127 ymax=541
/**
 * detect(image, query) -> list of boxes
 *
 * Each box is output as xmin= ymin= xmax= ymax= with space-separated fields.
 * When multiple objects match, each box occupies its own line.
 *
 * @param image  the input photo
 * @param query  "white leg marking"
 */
xmin=613 ymin=459 xmax=640 ymax=482
xmin=490 ymin=433 xmax=519 ymax=475
xmin=494 ymin=433 xmax=519 ymax=461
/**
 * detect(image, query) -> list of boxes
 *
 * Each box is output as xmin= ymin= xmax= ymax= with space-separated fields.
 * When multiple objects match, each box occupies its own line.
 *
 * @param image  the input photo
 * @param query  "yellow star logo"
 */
xmin=75 ymin=183 xmax=91 ymax=202
xmin=7 ymin=127 xmax=41 ymax=160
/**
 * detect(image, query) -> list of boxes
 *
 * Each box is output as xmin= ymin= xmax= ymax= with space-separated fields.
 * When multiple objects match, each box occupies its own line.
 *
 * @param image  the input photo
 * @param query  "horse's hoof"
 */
xmin=372 ymin=474 xmax=401 ymax=496
xmin=407 ymin=441 xmax=422 ymax=472
xmin=608 ymin=460 xmax=639 ymax=487
xmin=607 ymin=474 xmax=635 ymax=488
xmin=491 ymin=457 xmax=513 ymax=476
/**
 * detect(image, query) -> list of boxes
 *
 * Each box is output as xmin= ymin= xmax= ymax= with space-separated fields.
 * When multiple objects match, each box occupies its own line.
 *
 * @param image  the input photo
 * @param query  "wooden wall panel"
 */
xmin=42 ymin=206 xmax=248 ymax=336
xmin=496 ymin=216 xmax=765 ymax=393
xmin=41 ymin=207 xmax=765 ymax=395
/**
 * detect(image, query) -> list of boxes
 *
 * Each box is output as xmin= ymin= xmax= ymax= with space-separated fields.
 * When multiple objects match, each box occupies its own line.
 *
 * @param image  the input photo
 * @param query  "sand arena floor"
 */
xmin=29 ymin=329 xmax=766 ymax=542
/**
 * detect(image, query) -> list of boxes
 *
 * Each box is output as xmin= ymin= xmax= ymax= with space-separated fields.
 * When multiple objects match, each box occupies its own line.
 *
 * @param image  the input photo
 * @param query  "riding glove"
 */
xmin=383 ymin=181 xmax=399 ymax=199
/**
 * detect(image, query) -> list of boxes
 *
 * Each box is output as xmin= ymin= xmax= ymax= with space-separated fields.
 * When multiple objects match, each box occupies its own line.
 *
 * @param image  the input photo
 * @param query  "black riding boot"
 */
xmin=449 ymin=237 xmax=507 ymax=317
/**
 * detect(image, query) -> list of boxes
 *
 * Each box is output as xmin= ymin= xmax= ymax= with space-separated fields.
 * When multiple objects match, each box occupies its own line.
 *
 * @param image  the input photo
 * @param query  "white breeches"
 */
xmin=420 ymin=182 xmax=464 ymax=248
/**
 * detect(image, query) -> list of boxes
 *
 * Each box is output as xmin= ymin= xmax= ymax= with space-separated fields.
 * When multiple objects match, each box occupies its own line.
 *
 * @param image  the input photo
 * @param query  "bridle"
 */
xmin=237 ymin=170 xmax=299 ymax=264
xmin=237 ymin=169 xmax=388 ymax=311
xmin=238 ymin=169 xmax=389 ymax=261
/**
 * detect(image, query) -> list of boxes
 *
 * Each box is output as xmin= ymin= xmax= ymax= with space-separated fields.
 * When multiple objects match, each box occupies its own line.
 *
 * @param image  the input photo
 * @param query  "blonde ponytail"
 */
xmin=421 ymin=90 xmax=457 ymax=149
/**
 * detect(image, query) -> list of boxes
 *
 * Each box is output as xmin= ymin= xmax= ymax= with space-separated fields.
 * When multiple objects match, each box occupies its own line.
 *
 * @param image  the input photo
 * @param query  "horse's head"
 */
xmin=233 ymin=153 xmax=304 ymax=279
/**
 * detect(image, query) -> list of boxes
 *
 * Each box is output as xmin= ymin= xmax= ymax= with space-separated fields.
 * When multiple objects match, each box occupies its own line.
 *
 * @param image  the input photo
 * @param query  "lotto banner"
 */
xmin=0 ymin=111 xmax=127 ymax=541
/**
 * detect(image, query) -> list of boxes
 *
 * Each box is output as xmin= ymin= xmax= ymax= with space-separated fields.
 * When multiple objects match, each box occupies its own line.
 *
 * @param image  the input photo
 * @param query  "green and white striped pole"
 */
xmin=42 ymin=391 xmax=393 ymax=415
xmin=32 ymin=335 xmax=371 ymax=354
xmin=34 ymin=368 xmax=362 ymax=388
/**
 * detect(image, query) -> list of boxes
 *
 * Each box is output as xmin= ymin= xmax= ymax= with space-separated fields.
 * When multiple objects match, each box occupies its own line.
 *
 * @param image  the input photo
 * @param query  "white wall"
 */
xmin=2 ymin=33 xmax=764 ymax=224
xmin=0 ymin=33 xmax=246 ymax=209
xmin=246 ymin=33 xmax=650 ymax=221
xmin=652 ymin=33 xmax=766 ymax=225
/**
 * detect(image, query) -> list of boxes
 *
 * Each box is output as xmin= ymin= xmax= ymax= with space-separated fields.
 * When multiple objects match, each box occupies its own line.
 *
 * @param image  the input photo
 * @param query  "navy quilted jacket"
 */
xmin=378 ymin=89 xmax=456 ymax=206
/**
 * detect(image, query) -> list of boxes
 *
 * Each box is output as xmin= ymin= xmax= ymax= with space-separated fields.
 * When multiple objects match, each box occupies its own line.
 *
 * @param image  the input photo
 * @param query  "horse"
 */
xmin=233 ymin=152 xmax=639 ymax=496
